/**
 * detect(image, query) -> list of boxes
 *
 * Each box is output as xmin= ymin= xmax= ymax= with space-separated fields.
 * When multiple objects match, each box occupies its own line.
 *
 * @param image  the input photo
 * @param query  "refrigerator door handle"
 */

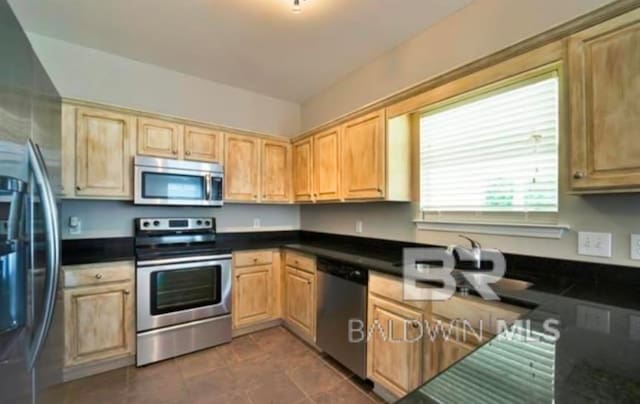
xmin=26 ymin=140 xmax=60 ymax=370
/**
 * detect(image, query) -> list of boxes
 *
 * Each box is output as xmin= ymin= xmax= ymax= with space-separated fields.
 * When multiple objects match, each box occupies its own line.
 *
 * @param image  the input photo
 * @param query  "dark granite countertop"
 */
xmin=63 ymin=231 xmax=640 ymax=403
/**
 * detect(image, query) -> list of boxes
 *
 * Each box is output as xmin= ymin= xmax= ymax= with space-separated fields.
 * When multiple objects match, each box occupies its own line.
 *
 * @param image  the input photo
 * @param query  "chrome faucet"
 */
xmin=446 ymin=235 xmax=482 ymax=270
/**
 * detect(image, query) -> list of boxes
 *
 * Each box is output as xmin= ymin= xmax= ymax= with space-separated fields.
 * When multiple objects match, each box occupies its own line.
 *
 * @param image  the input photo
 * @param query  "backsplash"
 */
xmin=60 ymin=199 xmax=301 ymax=239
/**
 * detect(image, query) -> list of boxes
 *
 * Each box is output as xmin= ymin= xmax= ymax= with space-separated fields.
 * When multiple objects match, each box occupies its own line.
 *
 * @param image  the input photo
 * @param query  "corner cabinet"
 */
xmin=224 ymin=133 xmax=260 ymax=202
xmin=292 ymin=137 xmax=314 ymax=202
xmin=569 ymin=8 xmax=640 ymax=192
xmin=341 ymin=110 xmax=386 ymax=200
xmin=261 ymin=140 xmax=292 ymax=202
xmin=72 ymin=107 xmax=136 ymax=198
xmin=63 ymin=261 xmax=135 ymax=373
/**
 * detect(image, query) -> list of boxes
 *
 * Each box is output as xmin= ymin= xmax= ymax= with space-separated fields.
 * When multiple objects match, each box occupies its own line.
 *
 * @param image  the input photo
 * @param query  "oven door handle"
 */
xmin=137 ymin=259 xmax=230 ymax=274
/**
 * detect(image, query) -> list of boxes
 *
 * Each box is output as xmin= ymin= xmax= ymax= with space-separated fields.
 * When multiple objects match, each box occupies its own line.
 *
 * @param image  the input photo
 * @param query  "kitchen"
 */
xmin=1 ymin=0 xmax=640 ymax=403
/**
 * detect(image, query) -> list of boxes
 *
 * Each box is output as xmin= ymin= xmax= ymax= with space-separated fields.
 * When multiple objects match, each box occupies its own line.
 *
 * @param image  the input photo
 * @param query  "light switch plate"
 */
xmin=630 ymin=234 xmax=640 ymax=260
xmin=68 ymin=216 xmax=82 ymax=235
xmin=577 ymin=304 xmax=610 ymax=334
xmin=630 ymin=315 xmax=640 ymax=340
xmin=253 ymin=218 xmax=261 ymax=229
xmin=355 ymin=220 xmax=363 ymax=234
xmin=578 ymin=232 xmax=612 ymax=258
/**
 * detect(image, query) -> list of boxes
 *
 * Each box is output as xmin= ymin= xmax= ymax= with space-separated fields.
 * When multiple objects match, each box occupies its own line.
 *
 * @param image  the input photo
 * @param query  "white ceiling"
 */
xmin=10 ymin=0 xmax=471 ymax=102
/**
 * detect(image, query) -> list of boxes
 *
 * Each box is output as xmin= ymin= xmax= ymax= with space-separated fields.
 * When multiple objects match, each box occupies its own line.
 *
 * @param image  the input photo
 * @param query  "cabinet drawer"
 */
xmin=285 ymin=251 xmax=315 ymax=273
xmin=432 ymin=295 xmax=528 ymax=335
xmin=63 ymin=261 xmax=133 ymax=288
xmin=234 ymin=250 xmax=273 ymax=267
xmin=369 ymin=271 xmax=428 ymax=310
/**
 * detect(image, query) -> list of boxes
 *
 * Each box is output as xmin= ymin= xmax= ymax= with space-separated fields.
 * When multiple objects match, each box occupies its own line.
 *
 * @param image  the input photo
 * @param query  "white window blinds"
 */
xmin=420 ymin=74 xmax=559 ymax=213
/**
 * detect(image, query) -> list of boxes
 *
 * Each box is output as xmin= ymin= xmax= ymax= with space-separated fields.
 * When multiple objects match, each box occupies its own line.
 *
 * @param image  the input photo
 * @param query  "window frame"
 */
xmin=410 ymin=61 xmax=568 ymax=238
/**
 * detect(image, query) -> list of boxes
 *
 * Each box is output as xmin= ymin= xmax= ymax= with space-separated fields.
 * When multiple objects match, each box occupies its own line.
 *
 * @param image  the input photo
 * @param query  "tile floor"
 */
xmin=43 ymin=327 xmax=383 ymax=404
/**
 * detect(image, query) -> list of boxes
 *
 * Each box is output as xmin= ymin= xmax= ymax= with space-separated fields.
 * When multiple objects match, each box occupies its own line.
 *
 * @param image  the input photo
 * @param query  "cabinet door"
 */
xmin=75 ymin=107 xmax=135 ymax=198
xmin=184 ymin=125 xmax=224 ymax=163
xmin=426 ymin=335 xmax=474 ymax=381
xmin=341 ymin=109 xmax=386 ymax=199
xmin=261 ymin=140 xmax=291 ymax=202
xmin=313 ymin=127 xmax=340 ymax=201
xmin=224 ymin=134 xmax=260 ymax=202
xmin=292 ymin=138 xmax=314 ymax=202
xmin=285 ymin=266 xmax=315 ymax=339
xmin=367 ymin=295 xmax=422 ymax=398
xmin=64 ymin=282 xmax=134 ymax=367
xmin=137 ymin=117 xmax=183 ymax=159
xmin=569 ymin=9 xmax=640 ymax=191
xmin=233 ymin=264 xmax=273 ymax=329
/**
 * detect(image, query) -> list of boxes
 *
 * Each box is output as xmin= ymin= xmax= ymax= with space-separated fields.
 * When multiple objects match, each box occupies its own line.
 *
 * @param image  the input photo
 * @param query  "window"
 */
xmin=419 ymin=73 xmax=559 ymax=218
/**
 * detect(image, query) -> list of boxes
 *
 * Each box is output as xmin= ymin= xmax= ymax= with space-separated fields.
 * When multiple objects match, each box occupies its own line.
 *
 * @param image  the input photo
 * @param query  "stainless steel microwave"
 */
xmin=134 ymin=156 xmax=224 ymax=206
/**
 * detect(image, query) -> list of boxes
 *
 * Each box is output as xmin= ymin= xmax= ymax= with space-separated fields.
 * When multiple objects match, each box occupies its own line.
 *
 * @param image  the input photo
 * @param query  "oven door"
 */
xmin=136 ymin=255 xmax=231 ymax=332
xmin=134 ymin=165 xmax=223 ymax=207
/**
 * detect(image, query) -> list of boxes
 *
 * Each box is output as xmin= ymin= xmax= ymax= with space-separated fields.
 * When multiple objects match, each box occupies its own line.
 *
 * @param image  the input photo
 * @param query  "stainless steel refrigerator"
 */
xmin=0 ymin=1 xmax=63 ymax=403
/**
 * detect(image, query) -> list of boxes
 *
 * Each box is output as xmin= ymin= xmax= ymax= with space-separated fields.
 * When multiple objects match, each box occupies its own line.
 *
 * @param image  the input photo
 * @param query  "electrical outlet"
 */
xmin=253 ymin=218 xmax=261 ymax=229
xmin=68 ymin=216 xmax=82 ymax=235
xmin=631 ymin=235 xmax=640 ymax=260
xmin=576 ymin=304 xmax=610 ymax=334
xmin=355 ymin=220 xmax=363 ymax=234
xmin=578 ymin=232 xmax=612 ymax=258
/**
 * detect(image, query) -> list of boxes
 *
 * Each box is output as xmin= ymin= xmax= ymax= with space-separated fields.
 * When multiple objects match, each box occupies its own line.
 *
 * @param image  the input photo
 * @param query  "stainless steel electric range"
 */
xmin=134 ymin=217 xmax=232 ymax=366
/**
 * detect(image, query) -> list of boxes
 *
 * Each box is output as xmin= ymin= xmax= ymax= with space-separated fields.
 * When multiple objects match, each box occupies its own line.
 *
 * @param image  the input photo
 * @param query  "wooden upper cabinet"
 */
xmin=261 ymin=140 xmax=291 ymax=202
xmin=137 ymin=117 xmax=183 ymax=159
xmin=224 ymin=133 xmax=260 ymax=202
xmin=341 ymin=109 xmax=386 ymax=200
xmin=367 ymin=294 xmax=422 ymax=397
xmin=313 ymin=127 xmax=340 ymax=201
xmin=183 ymin=125 xmax=224 ymax=163
xmin=75 ymin=107 xmax=135 ymax=198
xmin=569 ymin=8 xmax=640 ymax=192
xmin=292 ymin=137 xmax=314 ymax=202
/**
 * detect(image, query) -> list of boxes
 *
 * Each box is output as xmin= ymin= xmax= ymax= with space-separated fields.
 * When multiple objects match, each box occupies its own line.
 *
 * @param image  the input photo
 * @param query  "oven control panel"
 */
xmin=136 ymin=218 xmax=214 ymax=231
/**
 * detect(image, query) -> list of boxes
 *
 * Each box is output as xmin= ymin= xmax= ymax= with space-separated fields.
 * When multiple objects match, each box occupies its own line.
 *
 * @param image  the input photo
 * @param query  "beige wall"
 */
xmin=300 ymin=0 xmax=640 ymax=268
xmin=300 ymin=0 xmax=613 ymax=131
xmin=27 ymin=33 xmax=301 ymax=137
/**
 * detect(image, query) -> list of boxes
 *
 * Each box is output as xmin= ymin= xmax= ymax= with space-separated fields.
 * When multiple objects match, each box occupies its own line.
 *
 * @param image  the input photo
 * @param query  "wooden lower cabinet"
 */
xmin=367 ymin=294 xmax=423 ymax=398
xmin=424 ymin=330 xmax=476 ymax=382
xmin=284 ymin=266 xmax=316 ymax=340
xmin=233 ymin=264 xmax=274 ymax=328
xmin=64 ymin=281 xmax=134 ymax=368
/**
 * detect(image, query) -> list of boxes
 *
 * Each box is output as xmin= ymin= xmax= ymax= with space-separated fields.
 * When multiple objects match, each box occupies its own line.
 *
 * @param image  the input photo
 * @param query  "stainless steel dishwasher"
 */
xmin=316 ymin=257 xmax=368 ymax=379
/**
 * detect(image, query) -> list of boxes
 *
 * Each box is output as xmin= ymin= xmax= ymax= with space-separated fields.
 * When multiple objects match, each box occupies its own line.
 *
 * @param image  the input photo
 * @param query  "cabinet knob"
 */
xmin=172 ymin=150 xmax=178 ymax=155
xmin=123 ymin=290 xmax=130 ymax=295
xmin=95 ymin=273 xmax=103 ymax=280
xmin=76 ymin=186 xmax=82 ymax=191
xmin=573 ymin=171 xmax=585 ymax=179
xmin=185 ymin=151 xmax=191 ymax=156
xmin=253 ymin=258 xmax=258 ymax=262
xmin=307 ymin=280 xmax=311 ymax=285
xmin=253 ymin=195 xmax=258 ymax=199
xmin=411 ymin=321 xmax=420 ymax=329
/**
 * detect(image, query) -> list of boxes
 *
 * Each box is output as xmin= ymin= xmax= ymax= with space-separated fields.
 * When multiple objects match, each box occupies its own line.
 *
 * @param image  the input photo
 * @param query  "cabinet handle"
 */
xmin=573 ymin=171 xmax=585 ymax=180
xmin=94 ymin=273 xmax=103 ymax=280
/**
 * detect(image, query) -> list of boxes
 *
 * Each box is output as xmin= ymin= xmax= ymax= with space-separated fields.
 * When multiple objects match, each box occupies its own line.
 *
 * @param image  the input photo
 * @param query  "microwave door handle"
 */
xmin=26 ymin=140 xmax=60 ymax=370
xmin=205 ymin=174 xmax=211 ymax=200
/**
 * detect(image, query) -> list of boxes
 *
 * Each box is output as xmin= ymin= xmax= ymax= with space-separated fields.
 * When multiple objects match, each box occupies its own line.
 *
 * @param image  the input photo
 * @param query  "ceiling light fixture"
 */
xmin=292 ymin=0 xmax=304 ymax=14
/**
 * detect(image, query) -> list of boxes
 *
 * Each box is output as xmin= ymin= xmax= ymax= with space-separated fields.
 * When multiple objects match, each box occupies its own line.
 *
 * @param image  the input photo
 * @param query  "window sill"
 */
xmin=414 ymin=220 xmax=569 ymax=239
